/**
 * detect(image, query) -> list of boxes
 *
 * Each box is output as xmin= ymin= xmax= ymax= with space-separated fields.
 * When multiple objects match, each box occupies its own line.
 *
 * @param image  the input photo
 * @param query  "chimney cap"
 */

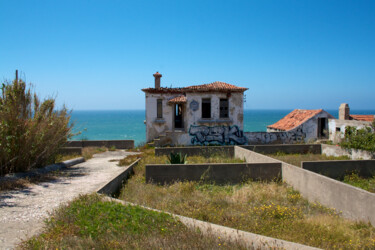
xmin=153 ymin=71 xmax=162 ymax=77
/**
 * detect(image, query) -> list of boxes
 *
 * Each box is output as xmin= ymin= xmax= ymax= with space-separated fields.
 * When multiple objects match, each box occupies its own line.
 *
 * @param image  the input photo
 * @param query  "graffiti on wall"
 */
xmin=245 ymin=127 xmax=306 ymax=144
xmin=189 ymin=125 xmax=247 ymax=145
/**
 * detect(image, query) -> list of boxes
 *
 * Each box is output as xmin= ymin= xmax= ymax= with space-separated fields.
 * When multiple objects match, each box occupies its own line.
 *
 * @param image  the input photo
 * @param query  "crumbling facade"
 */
xmin=329 ymin=103 xmax=374 ymax=143
xmin=142 ymin=72 xmax=248 ymax=146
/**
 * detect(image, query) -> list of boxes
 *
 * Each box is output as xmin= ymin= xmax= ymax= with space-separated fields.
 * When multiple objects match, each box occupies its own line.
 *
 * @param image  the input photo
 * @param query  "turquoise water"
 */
xmin=70 ymin=109 xmax=374 ymax=146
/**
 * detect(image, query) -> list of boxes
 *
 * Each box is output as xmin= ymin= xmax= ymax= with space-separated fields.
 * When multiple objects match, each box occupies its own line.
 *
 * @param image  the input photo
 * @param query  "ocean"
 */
xmin=70 ymin=109 xmax=374 ymax=146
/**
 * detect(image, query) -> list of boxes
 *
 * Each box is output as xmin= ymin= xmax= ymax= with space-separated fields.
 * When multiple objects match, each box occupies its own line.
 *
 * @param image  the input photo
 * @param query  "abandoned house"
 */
xmin=142 ymin=72 xmax=248 ymax=146
xmin=266 ymin=109 xmax=334 ymax=142
xmin=329 ymin=103 xmax=375 ymax=143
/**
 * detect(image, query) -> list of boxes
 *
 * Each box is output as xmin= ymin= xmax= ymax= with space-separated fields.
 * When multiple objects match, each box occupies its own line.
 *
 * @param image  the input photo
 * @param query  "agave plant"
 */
xmin=166 ymin=152 xmax=188 ymax=164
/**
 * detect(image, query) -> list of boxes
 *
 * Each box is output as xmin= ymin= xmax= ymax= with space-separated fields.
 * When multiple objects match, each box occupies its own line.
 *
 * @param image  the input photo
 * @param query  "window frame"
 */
xmin=157 ymin=99 xmax=163 ymax=118
xmin=201 ymin=98 xmax=211 ymax=118
xmin=219 ymin=98 xmax=229 ymax=118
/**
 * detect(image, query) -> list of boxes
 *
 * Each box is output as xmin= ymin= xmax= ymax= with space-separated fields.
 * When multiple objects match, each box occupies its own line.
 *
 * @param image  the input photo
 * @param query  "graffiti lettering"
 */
xmin=189 ymin=125 xmax=247 ymax=145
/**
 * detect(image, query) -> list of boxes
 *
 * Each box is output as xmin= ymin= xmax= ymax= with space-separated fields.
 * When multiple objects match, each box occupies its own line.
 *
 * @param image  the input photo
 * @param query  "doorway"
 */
xmin=174 ymin=104 xmax=183 ymax=129
xmin=318 ymin=118 xmax=328 ymax=138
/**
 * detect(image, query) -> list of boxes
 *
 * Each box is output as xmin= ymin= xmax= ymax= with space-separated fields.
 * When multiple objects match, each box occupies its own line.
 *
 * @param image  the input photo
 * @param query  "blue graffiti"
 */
xmin=189 ymin=125 xmax=247 ymax=145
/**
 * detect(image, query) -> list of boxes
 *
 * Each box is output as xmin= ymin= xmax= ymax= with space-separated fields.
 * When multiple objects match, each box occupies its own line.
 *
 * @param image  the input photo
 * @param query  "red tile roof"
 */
xmin=267 ymin=109 xmax=324 ymax=131
xmin=142 ymin=81 xmax=248 ymax=93
xmin=350 ymin=115 xmax=374 ymax=122
xmin=184 ymin=81 xmax=248 ymax=92
xmin=168 ymin=95 xmax=187 ymax=104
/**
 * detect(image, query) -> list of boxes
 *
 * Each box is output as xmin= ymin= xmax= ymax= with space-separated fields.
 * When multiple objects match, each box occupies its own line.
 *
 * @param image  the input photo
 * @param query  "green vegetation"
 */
xmin=23 ymin=194 xmax=245 ymax=249
xmin=341 ymin=122 xmax=375 ymax=152
xmin=0 ymin=77 xmax=72 ymax=176
xmin=343 ymin=173 xmax=375 ymax=193
xmin=118 ymin=154 xmax=142 ymax=166
xmin=166 ymin=152 xmax=188 ymax=164
xmin=269 ymin=153 xmax=350 ymax=167
xmin=118 ymin=149 xmax=375 ymax=249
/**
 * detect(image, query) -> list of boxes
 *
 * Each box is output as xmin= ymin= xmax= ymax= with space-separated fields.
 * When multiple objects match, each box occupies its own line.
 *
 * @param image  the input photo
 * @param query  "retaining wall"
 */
xmin=97 ymin=159 xmax=140 ymax=197
xmin=241 ymin=144 xmax=321 ymax=155
xmin=302 ymin=160 xmax=375 ymax=179
xmin=59 ymin=147 xmax=82 ymax=155
xmin=155 ymin=146 xmax=234 ymax=157
xmin=146 ymin=163 xmax=281 ymax=184
xmin=234 ymin=146 xmax=375 ymax=226
xmin=66 ymin=140 xmax=134 ymax=149
xmin=322 ymin=144 xmax=375 ymax=160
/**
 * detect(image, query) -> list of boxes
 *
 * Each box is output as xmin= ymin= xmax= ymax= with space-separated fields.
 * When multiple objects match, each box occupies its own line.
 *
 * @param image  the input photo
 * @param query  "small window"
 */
xmin=336 ymin=127 xmax=341 ymax=132
xmin=157 ymin=99 xmax=163 ymax=118
xmin=220 ymin=98 xmax=229 ymax=118
xmin=202 ymin=98 xmax=211 ymax=118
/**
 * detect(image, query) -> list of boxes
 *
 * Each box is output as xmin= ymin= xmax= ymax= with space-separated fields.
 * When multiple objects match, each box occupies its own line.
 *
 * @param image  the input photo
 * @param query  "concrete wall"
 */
xmin=234 ymin=146 xmax=375 ymax=226
xmin=328 ymin=119 xmax=371 ymax=143
xmin=302 ymin=160 xmax=375 ymax=179
xmin=322 ymin=144 xmax=375 ymax=160
xmin=146 ymin=163 xmax=281 ymax=184
xmin=241 ymin=144 xmax=321 ymax=155
xmin=59 ymin=147 xmax=83 ymax=155
xmin=97 ymin=159 xmax=139 ymax=197
xmin=66 ymin=140 xmax=134 ymax=149
xmin=155 ymin=146 xmax=234 ymax=157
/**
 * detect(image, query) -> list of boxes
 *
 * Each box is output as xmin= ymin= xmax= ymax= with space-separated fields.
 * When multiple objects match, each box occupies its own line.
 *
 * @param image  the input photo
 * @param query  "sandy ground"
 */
xmin=0 ymin=150 xmax=134 ymax=249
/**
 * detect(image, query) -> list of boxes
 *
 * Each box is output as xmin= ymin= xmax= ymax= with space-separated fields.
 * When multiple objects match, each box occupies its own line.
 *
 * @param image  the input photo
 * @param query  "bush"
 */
xmin=340 ymin=123 xmax=375 ymax=152
xmin=166 ymin=152 xmax=187 ymax=164
xmin=0 ymin=77 xmax=72 ymax=175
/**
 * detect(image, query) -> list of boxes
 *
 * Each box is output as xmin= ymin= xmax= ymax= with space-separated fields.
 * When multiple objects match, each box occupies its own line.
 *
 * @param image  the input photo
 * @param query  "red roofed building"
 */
xmin=142 ymin=72 xmax=248 ymax=145
xmin=329 ymin=103 xmax=374 ymax=143
xmin=267 ymin=109 xmax=334 ymax=141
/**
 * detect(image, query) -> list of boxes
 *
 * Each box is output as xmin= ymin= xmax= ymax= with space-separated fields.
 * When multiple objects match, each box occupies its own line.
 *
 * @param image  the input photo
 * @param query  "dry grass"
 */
xmin=118 ymin=149 xmax=375 ymax=249
xmin=82 ymin=146 xmax=107 ymax=160
xmin=22 ymin=194 xmax=247 ymax=249
xmin=268 ymin=153 xmax=351 ymax=167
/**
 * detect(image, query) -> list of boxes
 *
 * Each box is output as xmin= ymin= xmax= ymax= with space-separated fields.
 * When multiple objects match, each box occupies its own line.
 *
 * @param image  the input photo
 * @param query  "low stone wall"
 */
xmin=146 ymin=163 xmax=281 ymax=184
xmin=66 ymin=140 xmax=134 ymax=149
xmin=234 ymin=146 xmax=375 ymax=226
xmin=241 ymin=144 xmax=321 ymax=155
xmin=97 ymin=159 xmax=140 ymax=197
xmin=302 ymin=160 xmax=375 ymax=179
xmin=155 ymin=146 xmax=234 ymax=157
xmin=322 ymin=144 xmax=375 ymax=160
xmin=59 ymin=147 xmax=83 ymax=155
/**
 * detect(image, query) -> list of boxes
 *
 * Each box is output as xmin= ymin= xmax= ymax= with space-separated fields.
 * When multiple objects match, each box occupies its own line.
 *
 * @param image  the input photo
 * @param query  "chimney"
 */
xmin=153 ymin=71 xmax=162 ymax=88
xmin=339 ymin=103 xmax=350 ymax=120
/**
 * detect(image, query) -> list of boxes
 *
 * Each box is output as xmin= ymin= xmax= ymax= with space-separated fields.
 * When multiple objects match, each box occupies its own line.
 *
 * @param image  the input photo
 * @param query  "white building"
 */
xmin=266 ymin=109 xmax=334 ymax=142
xmin=142 ymin=72 xmax=248 ymax=146
xmin=329 ymin=103 xmax=374 ymax=143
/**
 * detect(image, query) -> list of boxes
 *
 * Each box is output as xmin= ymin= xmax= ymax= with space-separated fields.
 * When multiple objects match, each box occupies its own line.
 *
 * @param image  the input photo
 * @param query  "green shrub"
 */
xmin=166 ymin=152 xmax=187 ymax=164
xmin=340 ymin=123 xmax=375 ymax=152
xmin=0 ymin=77 xmax=72 ymax=175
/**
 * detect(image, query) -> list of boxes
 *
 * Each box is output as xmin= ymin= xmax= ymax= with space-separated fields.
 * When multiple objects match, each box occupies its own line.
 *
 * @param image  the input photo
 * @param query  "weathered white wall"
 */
xmin=184 ymin=92 xmax=244 ymax=129
xmin=145 ymin=93 xmax=181 ymax=142
xmin=328 ymin=119 xmax=371 ymax=143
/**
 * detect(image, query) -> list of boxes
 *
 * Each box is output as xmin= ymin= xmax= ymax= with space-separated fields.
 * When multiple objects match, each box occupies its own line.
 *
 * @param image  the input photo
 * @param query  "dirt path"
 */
xmin=0 ymin=150 xmax=134 ymax=249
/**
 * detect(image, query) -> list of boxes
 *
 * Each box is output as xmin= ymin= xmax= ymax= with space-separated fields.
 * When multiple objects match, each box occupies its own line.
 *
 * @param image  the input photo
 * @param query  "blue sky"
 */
xmin=1 ymin=0 xmax=374 ymax=110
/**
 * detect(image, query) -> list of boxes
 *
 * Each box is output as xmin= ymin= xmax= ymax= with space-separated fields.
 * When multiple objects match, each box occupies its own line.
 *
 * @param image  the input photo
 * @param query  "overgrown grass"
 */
xmin=269 ymin=153 xmax=350 ymax=167
xmin=118 ymin=149 xmax=375 ymax=249
xmin=343 ymin=173 xmax=375 ymax=193
xmin=22 ymin=194 xmax=246 ymax=249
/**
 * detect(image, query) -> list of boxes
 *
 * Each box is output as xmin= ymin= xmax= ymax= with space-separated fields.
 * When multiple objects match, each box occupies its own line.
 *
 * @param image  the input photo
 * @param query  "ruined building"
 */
xmin=142 ymin=72 xmax=248 ymax=146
